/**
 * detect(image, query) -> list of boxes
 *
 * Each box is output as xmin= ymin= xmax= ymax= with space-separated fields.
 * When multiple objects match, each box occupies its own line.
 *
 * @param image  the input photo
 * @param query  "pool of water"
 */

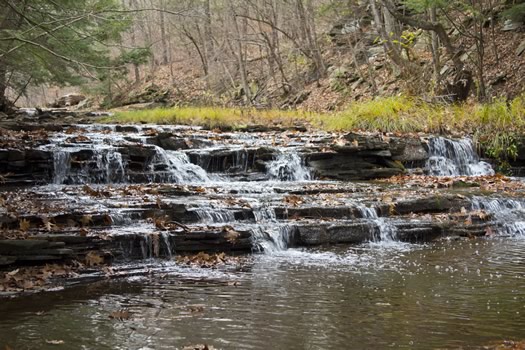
xmin=1 ymin=238 xmax=525 ymax=350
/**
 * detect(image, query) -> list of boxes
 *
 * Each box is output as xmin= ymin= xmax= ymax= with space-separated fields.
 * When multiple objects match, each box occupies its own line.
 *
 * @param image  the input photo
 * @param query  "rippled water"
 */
xmin=1 ymin=239 xmax=525 ymax=350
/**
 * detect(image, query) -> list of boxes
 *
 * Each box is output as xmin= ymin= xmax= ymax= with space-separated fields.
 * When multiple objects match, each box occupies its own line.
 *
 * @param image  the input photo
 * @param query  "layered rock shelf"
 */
xmin=1 ymin=120 xmax=525 ymax=295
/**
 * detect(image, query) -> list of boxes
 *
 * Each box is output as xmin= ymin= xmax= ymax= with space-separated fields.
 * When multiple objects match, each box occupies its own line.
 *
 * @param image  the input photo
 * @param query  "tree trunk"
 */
xmin=0 ymin=67 xmax=9 ymax=113
xmin=229 ymin=6 xmax=252 ymax=105
xmin=159 ymin=0 xmax=169 ymax=65
xmin=429 ymin=6 xmax=441 ymax=85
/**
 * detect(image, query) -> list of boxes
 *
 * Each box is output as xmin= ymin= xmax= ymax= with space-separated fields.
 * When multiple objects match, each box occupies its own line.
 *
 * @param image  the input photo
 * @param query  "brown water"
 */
xmin=1 ymin=238 xmax=525 ymax=350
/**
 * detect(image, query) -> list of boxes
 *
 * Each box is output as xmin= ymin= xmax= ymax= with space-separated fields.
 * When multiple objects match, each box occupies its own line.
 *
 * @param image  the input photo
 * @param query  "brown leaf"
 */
xmin=224 ymin=228 xmax=240 ymax=243
xmin=19 ymin=218 xmax=31 ymax=232
xmin=85 ymin=251 xmax=104 ymax=267
xmin=80 ymin=215 xmax=93 ymax=227
xmin=109 ymin=310 xmax=131 ymax=320
xmin=102 ymin=214 xmax=113 ymax=226
xmin=284 ymin=195 xmax=303 ymax=206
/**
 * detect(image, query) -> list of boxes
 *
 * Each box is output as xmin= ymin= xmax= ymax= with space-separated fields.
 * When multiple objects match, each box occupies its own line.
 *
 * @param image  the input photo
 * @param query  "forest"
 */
xmin=1 ymin=0 xmax=524 ymax=111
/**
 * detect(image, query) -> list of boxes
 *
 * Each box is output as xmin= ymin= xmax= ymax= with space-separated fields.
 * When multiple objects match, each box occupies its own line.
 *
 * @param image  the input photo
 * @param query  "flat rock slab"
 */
xmin=0 ymin=240 xmax=51 ymax=254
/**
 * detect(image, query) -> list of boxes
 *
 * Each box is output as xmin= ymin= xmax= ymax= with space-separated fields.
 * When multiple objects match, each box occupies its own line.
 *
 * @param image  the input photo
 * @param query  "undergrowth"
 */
xmin=106 ymin=107 xmax=317 ymax=130
xmin=106 ymin=94 xmax=525 ymax=139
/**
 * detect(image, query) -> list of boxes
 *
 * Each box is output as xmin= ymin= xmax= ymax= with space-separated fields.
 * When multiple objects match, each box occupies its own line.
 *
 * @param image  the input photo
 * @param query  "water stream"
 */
xmin=3 ymin=126 xmax=525 ymax=349
xmin=426 ymin=137 xmax=494 ymax=176
xmin=1 ymin=239 xmax=525 ymax=349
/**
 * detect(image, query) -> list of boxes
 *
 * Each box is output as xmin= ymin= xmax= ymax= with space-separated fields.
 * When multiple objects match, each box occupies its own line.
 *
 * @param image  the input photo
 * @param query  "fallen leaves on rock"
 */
xmin=284 ymin=195 xmax=303 ymax=206
xmin=0 ymin=264 xmax=79 ymax=293
xmin=223 ymin=226 xmax=240 ymax=243
xmin=382 ymin=174 xmax=525 ymax=194
xmin=85 ymin=251 xmax=105 ymax=267
xmin=177 ymin=252 xmax=238 ymax=268
xmin=483 ymin=340 xmax=525 ymax=350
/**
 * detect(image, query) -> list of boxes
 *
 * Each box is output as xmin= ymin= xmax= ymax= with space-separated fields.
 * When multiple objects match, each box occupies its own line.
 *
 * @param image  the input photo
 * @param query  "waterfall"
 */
xmin=356 ymin=205 xmax=398 ymax=242
xmin=250 ymin=203 xmax=292 ymax=253
xmin=267 ymin=150 xmax=311 ymax=181
xmin=51 ymin=144 xmax=209 ymax=185
xmin=471 ymin=197 xmax=525 ymax=237
xmin=251 ymin=225 xmax=295 ymax=253
xmin=53 ymin=151 xmax=71 ymax=185
xmin=160 ymin=232 xmax=173 ymax=259
xmin=52 ymin=148 xmax=126 ymax=184
xmin=471 ymin=197 xmax=525 ymax=234
xmin=164 ymin=150 xmax=210 ymax=183
xmin=426 ymin=137 xmax=494 ymax=176
xmin=194 ymin=207 xmax=236 ymax=223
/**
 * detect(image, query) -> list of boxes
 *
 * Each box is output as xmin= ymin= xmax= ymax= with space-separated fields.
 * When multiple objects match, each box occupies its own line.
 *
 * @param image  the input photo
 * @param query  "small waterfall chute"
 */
xmin=267 ymin=150 xmax=311 ymax=181
xmin=471 ymin=196 xmax=525 ymax=237
xmin=426 ymin=137 xmax=494 ymax=176
xmin=356 ymin=205 xmax=399 ymax=243
xmin=52 ymin=147 xmax=127 ymax=184
xmin=164 ymin=150 xmax=210 ymax=183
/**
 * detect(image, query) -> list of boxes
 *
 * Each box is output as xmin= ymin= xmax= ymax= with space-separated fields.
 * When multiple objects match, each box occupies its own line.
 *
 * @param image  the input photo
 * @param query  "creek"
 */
xmin=1 ymin=123 xmax=524 ymax=349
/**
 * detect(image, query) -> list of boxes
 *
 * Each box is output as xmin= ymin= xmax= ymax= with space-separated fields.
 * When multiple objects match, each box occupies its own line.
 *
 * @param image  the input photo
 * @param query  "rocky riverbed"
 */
xmin=2 ymin=113 xmax=525 ymax=296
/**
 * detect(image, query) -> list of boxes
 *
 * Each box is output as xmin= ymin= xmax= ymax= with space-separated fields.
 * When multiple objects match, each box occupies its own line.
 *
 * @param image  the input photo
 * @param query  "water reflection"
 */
xmin=1 ymin=239 xmax=525 ymax=350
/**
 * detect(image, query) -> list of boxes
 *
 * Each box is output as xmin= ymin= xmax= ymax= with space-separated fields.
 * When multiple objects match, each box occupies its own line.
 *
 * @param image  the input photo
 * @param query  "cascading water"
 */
xmin=471 ymin=197 xmax=525 ymax=236
xmin=426 ymin=137 xmax=494 ymax=176
xmin=267 ymin=150 xmax=311 ymax=181
xmin=356 ymin=205 xmax=398 ymax=243
xmin=164 ymin=150 xmax=210 ymax=183
xmin=52 ymin=147 xmax=127 ymax=184
xmin=250 ymin=201 xmax=294 ymax=253
xmin=53 ymin=151 xmax=71 ymax=185
xmin=194 ymin=207 xmax=236 ymax=223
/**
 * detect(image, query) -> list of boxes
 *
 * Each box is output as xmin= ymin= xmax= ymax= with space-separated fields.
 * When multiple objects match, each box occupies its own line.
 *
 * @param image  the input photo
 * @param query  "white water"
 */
xmin=164 ymin=150 xmax=210 ymax=183
xmin=267 ymin=150 xmax=311 ymax=181
xmin=471 ymin=197 xmax=525 ymax=237
xmin=356 ymin=205 xmax=399 ymax=243
xmin=426 ymin=137 xmax=494 ymax=176
xmin=52 ymin=147 xmax=127 ymax=184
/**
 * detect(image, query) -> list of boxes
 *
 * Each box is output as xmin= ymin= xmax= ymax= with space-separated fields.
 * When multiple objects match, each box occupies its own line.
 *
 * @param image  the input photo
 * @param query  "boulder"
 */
xmin=52 ymin=94 xmax=86 ymax=107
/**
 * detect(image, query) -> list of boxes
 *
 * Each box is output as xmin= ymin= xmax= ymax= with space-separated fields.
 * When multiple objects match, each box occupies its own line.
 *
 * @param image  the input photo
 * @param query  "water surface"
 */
xmin=1 ymin=238 xmax=524 ymax=350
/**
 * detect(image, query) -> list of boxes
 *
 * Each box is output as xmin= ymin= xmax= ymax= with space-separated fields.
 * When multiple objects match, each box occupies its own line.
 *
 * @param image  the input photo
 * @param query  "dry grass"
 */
xmin=106 ymin=95 xmax=525 ymax=137
xmin=106 ymin=107 xmax=318 ymax=129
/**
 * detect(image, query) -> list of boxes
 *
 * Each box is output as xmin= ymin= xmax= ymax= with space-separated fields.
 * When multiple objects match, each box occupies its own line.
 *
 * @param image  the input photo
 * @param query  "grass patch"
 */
xmin=105 ymin=94 xmax=525 ymax=137
xmin=105 ymin=107 xmax=318 ymax=130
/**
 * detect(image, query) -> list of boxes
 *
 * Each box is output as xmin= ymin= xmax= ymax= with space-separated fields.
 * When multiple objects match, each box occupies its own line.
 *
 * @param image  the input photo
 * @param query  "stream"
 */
xmin=1 ymin=239 xmax=525 ymax=349
xmin=1 ymin=123 xmax=525 ymax=349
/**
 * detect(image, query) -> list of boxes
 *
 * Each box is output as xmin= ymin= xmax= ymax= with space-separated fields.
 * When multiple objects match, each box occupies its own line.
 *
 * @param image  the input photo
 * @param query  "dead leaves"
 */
xmin=284 ymin=195 xmax=303 ymax=206
xmin=223 ymin=226 xmax=240 ymax=243
xmin=19 ymin=218 xmax=31 ymax=232
xmin=484 ymin=340 xmax=525 ymax=350
xmin=109 ymin=309 xmax=131 ymax=321
xmin=177 ymin=252 xmax=235 ymax=268
xmin=80 ymin=214 xmax=93 ymax=227
xmin=0 ymin=264 xmax=78 ymax=293
xmin=85 ymin=251 xmax=104 ymax=267
xmin=382 ymin=174 xmax=524 ymax=194
xmin=154 ymin=216 xmax=188 ymax=231
xmin=82 ymin=185 xmax=111 ymax=198
xmin=183 ymin=345 xmax=216 ymax=350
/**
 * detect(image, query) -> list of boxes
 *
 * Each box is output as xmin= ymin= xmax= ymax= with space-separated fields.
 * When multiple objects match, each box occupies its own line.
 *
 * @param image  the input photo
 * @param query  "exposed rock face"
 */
xmin=51 ymin=94 xmax=86 ymax=107
xmin=307 ymin=132 xmax=409 ymax=180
